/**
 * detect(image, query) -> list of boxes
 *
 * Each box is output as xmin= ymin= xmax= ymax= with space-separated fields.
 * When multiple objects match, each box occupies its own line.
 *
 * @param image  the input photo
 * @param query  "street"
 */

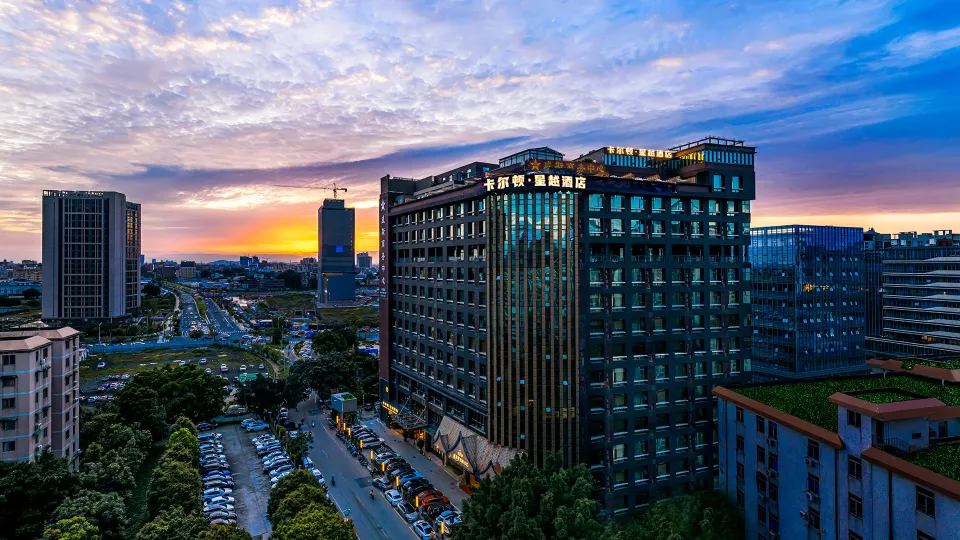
xmin=297 ymin=402 xmax=466 ymax=540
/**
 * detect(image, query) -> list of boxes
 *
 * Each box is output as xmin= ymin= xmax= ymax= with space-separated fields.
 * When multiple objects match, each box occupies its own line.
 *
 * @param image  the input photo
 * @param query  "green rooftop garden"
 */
xmin=902 ymin=444 xmax=960 ymax=482
xmin=900 ymin=357 xmax=960 ymax=371
xmin=733 ymin=375 xmax=960 ymax=432
xmin=851 ymin=390 xmax=920 ymax=405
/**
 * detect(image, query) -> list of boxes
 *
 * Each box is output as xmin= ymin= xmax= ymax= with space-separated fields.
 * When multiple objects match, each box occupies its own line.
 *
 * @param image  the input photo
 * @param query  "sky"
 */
xmin=1 ymin=0 xmax=959 ymax=262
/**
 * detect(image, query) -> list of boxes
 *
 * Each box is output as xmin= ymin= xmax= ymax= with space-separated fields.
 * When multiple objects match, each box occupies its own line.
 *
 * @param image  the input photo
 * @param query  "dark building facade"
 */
xmin=356 ymin=252 xmax=373 ymax=270
xmin=317 ymin=198 xmax=356 ymax=303
xmin=379 ymin=138 xmax=755 ymax=514
xmin=750 ymin=225 xmax=866 ymax=380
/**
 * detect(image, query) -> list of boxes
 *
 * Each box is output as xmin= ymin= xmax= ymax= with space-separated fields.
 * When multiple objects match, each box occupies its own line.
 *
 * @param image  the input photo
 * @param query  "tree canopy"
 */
xmin=289 ymin=349 xmax=374 ymax=400
xmin=135 ymin=507 xmax=207 ymax=540
xmin=271 ymin=506 xmax=356 ymax=540
xmin=235 ymin=376 xmax=307 ymax=418
xmin=458 ymin=453 xmax=603 ymax=540
xmin=42 ymin=517 xmax=101 ymax=540
xmin=604 ymin=491 xmax=743 ymax=540
xmin=22 ymin=288 xmax=41 ymax=300
xmin=195 ymin=525 xmax=254 ymax=540
xmin=115 ymin=364 xmax=226 ymax=440
xmin=0 ymin=452 xmax=81 ymax=540
xmin=148 ymin=427 xmax=201 ymax=519
xmin=272 ymin=485 xmax=334 ymax=528
xmin=267 ymin=470 xmax=322 ymax=523
xmin=52 ymin=490 xmax=128 ymax=540
xmin=285 ymin=432 xmax=314 ymax=469
xmin=142 ymin=283 xmax=162 ymax=297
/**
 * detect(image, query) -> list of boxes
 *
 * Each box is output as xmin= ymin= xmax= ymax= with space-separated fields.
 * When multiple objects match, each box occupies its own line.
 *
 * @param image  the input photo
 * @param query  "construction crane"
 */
xmin=273 ymin=182 xmax=348 ymax=199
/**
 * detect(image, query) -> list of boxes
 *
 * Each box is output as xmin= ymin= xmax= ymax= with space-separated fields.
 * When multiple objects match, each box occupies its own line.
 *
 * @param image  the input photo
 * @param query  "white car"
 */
xmin=384 ymin=489 xmax=402 ymax=506
xmin=220 ymin=364 xmax=228 ymax=373
xmin=178 ymin=360 xmax=186 ymax=367
xmin=205 ymin=368 xmax=212 ymax=374
xmin=258 ymin=363 xmax=265 ymax=370
xmin=96 ymin=361 xmax=106 ymax=368
xmin=239 ymin=365 xmax=247 ymax=372
xmin=200 ymin=358 xmax=208 ymax=365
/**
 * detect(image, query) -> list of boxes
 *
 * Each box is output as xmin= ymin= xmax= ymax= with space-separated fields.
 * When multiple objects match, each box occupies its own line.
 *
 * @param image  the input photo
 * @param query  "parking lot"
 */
xmin=219 ymin=423 xmax=273 ymax=538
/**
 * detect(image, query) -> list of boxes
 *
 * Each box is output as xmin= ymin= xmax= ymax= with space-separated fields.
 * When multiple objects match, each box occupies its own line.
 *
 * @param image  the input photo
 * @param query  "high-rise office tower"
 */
xmin=41 ymin=191 xmax=141 ymax=321
xmin=379 ymin=138 xmax=755 ymax=514
xmin=357 ymin=252 xmax=373 ymax=270
xmin=750 ymin=225 xmax=866 ymax=380
xmin=317 ymin=198 xmax=356 ymax=303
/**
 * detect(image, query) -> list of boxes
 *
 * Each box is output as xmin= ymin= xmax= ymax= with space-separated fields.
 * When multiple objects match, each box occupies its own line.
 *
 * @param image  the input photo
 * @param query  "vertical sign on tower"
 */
xmin=378 ymin=195 xmax=391 ymax=386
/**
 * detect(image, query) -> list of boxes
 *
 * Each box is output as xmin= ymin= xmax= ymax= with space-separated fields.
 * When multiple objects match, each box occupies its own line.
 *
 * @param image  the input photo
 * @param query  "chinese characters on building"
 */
xmin=606 ymin=146 xmax=675 ymax=159
xmin=484 ymin=174 xmax=587 ymax=192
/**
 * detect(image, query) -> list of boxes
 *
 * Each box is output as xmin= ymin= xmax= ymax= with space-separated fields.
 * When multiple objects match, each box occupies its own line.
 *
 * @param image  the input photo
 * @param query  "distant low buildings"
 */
xmin=0 ymin=281 xmax=41 ymax=297
xmin=357 ymin=252 xmax=372 ymax=270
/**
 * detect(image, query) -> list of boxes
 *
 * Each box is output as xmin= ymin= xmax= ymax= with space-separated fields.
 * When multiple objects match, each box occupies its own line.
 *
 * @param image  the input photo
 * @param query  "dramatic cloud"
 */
xmin=0 ymin=0 xmax=958 ymax=260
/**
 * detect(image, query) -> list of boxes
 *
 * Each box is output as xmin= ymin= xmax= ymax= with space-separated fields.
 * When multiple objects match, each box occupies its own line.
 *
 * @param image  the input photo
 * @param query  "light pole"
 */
xmin=98 ymin=322 xmax=103 ymax=345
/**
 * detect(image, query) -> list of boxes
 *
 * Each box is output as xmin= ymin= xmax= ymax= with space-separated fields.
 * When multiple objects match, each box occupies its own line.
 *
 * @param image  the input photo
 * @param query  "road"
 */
xmin=202 ymin=297 xmax=245 ymax=337
xmin=297 ymin=403 xmax=466 ymax=540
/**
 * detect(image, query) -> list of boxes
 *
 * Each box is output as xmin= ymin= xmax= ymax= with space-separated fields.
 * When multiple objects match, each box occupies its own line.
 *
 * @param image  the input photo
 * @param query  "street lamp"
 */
xmin=98 ymin=322 xmax=103 ymax=345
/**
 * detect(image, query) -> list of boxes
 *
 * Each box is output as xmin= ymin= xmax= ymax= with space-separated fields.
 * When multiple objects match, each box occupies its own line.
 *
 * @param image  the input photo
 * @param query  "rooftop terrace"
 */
xmin=732 ymin=375 xmax=960 ymax=432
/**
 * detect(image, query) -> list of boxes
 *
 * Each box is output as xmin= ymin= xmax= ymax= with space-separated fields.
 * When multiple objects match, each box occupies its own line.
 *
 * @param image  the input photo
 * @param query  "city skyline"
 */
xmin=2 ymin=1 xmax=959 ymax=261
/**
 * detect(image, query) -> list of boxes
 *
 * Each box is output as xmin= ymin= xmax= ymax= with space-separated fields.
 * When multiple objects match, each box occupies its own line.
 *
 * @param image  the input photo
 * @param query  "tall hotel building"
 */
xmin=750 ymin=225 xmax=866 ymax=381
xmin=379 ymin=138 xmax=755 ymax=513
xmin=41 ymin=191 xmax=141 ymax=321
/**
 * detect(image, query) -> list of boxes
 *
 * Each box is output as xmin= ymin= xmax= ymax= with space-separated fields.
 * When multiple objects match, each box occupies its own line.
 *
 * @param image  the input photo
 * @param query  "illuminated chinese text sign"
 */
xmin=484 ymin=174 xmax=586 ymax=192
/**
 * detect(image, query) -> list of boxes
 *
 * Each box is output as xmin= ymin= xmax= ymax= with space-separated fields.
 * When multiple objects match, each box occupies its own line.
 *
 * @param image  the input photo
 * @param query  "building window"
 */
xmin=736 ymin=463 xmax=744 ymax=479
xmin=1 ymin=441 xmax=14 ymax=452
xmin=712 ymin=174 xmax=724 ymax=191
xmin=735 ymin=407 xmax=743 ymax=423
xmin=756 ymin=416 xmax=765 ymax=432
xmin=848 ymin=456 xmax=862 ymax=480
xmin=768 ymin=422 xmax=778 ymax=440
xmin=757 ymin=446 xmax=766 ymax=464
xmin=807 ymin=439 xmax=820 ymax=461
xmin=917 ymin=532 xmax=935 ymax=540
xmin=1 ymin=355 xmax=14 ymax=366
xmin=850 ymin=532 xmax=863 ymax=540
xmin=736 ymin=435 xmax=744 ymax=453
xmin=769 ymin=453 xmax=778 ymax=471
xmin=757 ymin=505 xmax=766 ymax=526
xmin=0 ymin=398 xmax=14 ymax=409
xmin=916 ymin=486 xmax=936 ymax=517
xmin=807 ymin=474 xmax=820 ymax=495
xmin=847 ymin=410 xmax=862 ymax=428
xmin=849 ymin=493 xmax=863 ymax=519
xmin=808 ymin=509 xmax=821 ymax=530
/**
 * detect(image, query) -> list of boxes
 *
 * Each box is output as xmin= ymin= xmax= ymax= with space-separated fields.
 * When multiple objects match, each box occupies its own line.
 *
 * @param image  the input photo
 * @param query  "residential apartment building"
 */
xmin=318 ymin=198 xmax=356 ymax=303
xmin=380 ymin=137 xmax=755 ymax=514
xmin=716 ymin=362 xmax=960 ymax=540
xmin=0 ymin=325 xmax=81 ymax=470
xmin=41 ymin=190 xmax=141 ymax=321
xmin=750 ymin=225 xmax=866 ymax=380
xmin=12 ymin=267 xmax=42 ymax=282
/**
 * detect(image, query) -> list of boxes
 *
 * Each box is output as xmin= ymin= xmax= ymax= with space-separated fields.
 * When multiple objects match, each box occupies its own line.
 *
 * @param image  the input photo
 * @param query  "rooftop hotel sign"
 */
xmin=484 ymin=174 xmax=586 ymax=192
xmin=606 ymin=146 xmax=675 ymax=159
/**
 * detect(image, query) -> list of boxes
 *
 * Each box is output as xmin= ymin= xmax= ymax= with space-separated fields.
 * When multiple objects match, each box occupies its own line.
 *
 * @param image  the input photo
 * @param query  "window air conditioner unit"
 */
xmin=799 ymin=511 xmax=808 ymax=520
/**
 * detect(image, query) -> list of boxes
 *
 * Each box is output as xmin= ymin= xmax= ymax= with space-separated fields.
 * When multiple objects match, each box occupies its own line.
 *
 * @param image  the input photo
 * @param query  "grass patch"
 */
xmin=125 ymin=443 xmax=165 ymax=537
xmin=733 ymin=375 xmax=960 ymax=432
xmin=261 ymin=293 xmax=316 ymax=316
xmin=905 ymin=444 xmax=960 ymax=481
xmin=852 ymin=390 xmax=920 ymax=404
xmin=141 ymin=295 xmax=176 ymax=315
xmin=901 ymin=358 xmax=960 ymax=370
xmin=81 ymin=347 xmax=274 ymax=387
xmin=316 ymin=306 xmax=378 ymax=326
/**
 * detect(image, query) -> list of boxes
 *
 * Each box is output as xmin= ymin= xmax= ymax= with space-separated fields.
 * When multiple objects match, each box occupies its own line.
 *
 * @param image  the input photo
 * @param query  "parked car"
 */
xmin=205 ymin=367 xmax=212 ymax=373
xmin=384 ymin=489 xmax=403 ymax=506
xmin=412 ymin=520 xmax=436 ymax=540
xmin=203 ymin=503 xmax=234 ymax=513
xmin=372 ymin=477 xmax=391 ymax=491
xmin=96 ymin=361 xmax=106 ymax=368
xmin=239 ymin=365 xmax=247 ymax=372
xmin=220 ymin=364 xmax=228 ymax=373
xmin=269 ymin=465 xmax=294 ymax=478
xmin=396 ymin=502 xmax=418 ymax=522
xmin=261 ymin=451 xmax=285 ymax=462
xmin=203 ymin=479 xmax=234 ymax=489
xmin=264 ymin=460 xmax=292 ymax=472
xmin=406 ymin=483 xmax=435 ymax=500
xmin=310 ymin=468 xmax=325 ymax=484
xmin=199 ymin=358 xmax=207 ymax=364
xmin=178 ymin=360 xmax=186 ymax=367
xmin=196 ymin=422 xmax=217 ymax=431
xmin=436 ymin=510 xmax=463 ymax=530
xmin=206 ymin=511 xmax=238 ymax=521
xmin=202 ymin=488 xmax=233 ymax=498
xmin=204 ymin=496 xmax=235 ymax=507
xmin=201 ymin=471 xmax=231 ymax=479
xmin=246 ymin=422 xmax=269 ymax=432
xmin=258 ymin=363 xmax=265 ymax=370
xmin=209 ymin=518 xmax=237 ymax=526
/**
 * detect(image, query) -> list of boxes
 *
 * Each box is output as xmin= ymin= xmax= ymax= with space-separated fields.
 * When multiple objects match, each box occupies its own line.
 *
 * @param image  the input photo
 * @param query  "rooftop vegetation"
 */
xmin=852 ymin=390 xmax=920 ymax=404
xmin=900 ymin=357 xmax=960 ymax=370
xmin=733 ymin=375 xmax=960 ymax=432
xmin=903 ymin=443 xmax=960 ymax=482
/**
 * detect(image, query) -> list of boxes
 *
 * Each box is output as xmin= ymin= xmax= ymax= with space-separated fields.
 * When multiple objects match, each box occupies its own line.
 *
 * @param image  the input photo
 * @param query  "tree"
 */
xmin=196 ymin=525 xmax=254 ymax=540
xmin=235 ymin=376 xmax=308 ymax=418
xmin=311 ymin=327 xmax=355 ymax=353
xmin=78 ymin=448 xmax=138 ymax=493
xmin=285 ymin=432 xmax=314 ymax=469
xmin=272 ymin=485 xmax=333 ymax=528
xmin=113 ymin=387 xmax=168 ymax=440
xmin=52 ymin=490 xmax=128 ymax=540
xmin=135 ymin=508 xmax=207 ymax=540
xmin=278 ymin=270 xmax=302 ymax=290
xmin=0 ymin=452 xmax=81 ymax=540
xmin=117 ymin=364 xmax=226 ymax=432
xmin=272 ymin=506 xmax=356 ymax=540
xmin=200 ymin=269 xmax=213 ymax=279
xmin=189 ymin=329 xmax=204 ymax=339
xmin=272 ymin=315 xmax=288 ymax=345
xmin=148 ymin=459 xmax=201 ymax=518
xmin=458 ymin=453 xmax=603 ymax=540
xmin=165 ymin=428 xmax=200 ymax=468
xmin=289 ymin=351 xmax=359 ymax=400
xmin=42 ymin=517 xmax=100 ymax=540
xmin=604 ymin=491 xmax=743 ymax=540
xmin=22 ymin=288 xmax=41 ymax=300
xmin=170 ymin=416 xmax=198 ymax=438
xmin=267 ymin=470 xmax=322 ymax=522
xmin=142 ymin=283 xmax=162 ymax=297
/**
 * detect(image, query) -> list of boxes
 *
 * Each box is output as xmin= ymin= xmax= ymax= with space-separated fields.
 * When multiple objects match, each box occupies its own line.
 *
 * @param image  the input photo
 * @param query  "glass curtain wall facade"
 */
xmin=489 ymin=191 xmax=579 ymax=466
xmin=125 ymin=202 xmax=141 ymax=315
xmin=751 ymin=226 xmax=866 ymax=379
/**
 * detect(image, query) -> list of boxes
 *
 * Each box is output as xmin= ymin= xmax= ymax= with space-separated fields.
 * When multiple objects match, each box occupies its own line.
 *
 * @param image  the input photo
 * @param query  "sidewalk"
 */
xmin=362 ymin=417 xmax=468 ymax=510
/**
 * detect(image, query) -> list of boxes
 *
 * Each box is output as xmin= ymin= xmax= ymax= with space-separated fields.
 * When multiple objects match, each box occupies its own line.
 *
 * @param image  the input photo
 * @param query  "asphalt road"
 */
xmin=300 ymin=405 xmax=426 ymax=540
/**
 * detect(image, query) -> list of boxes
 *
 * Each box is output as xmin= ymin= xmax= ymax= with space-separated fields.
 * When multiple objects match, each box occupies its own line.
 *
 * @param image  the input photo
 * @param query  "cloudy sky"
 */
xmin=1 ymin=0 xmax=958 ymax=262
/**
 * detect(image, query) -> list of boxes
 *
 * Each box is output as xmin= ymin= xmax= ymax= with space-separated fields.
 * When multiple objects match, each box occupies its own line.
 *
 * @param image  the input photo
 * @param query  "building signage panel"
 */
xmin=484 ymin=174 xmax=586 ymax=192
xmin=527 ymin=159 xmax=606 ymax=176
xmin=606 ymin=146 xmax=675 ymax=159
